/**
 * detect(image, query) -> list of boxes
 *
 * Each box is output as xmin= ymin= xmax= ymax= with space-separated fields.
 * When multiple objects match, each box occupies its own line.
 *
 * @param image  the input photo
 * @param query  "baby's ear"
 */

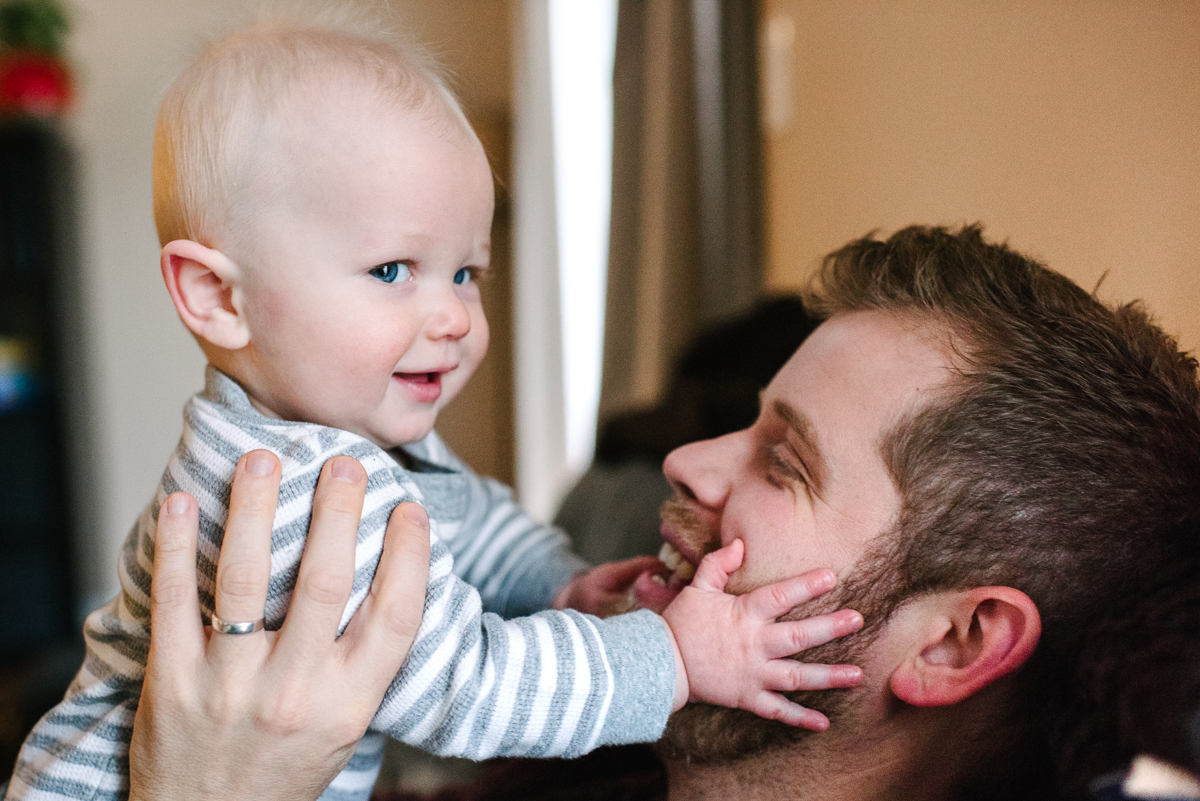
xmin=888 ymin=586 xmax=1041 ymax=707
xmin=161 ymin=239 xmax=249 ymax=350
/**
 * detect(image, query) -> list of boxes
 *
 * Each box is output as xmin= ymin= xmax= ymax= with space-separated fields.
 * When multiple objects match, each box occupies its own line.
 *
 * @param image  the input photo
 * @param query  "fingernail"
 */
xmin=247 ymin=451 xmax=274 ymax=476
xmin=402 ymin=503 xmax=428 ymax=528
xmin=332 ymin=457 xmax=363 ymax=482
xmin=166 ymin=493 xmax=190 ymax=515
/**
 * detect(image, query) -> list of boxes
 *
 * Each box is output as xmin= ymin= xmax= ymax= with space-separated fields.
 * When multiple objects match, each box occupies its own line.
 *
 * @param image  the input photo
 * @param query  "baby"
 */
xmin=7 ymin=11 xmax=861 ymax=801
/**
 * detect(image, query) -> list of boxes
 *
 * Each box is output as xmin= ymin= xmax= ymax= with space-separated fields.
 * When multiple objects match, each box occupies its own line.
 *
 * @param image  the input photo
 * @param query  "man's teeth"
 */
xmin=657 ymin=542 xmax=697 ymax=581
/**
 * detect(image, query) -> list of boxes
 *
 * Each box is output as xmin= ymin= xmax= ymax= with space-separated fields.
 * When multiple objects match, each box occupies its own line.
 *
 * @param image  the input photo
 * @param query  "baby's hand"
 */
xmin=553 ymin=556 xmax=663 ymax=617
xmin=661 ymin=539 xmax=864 ymax=730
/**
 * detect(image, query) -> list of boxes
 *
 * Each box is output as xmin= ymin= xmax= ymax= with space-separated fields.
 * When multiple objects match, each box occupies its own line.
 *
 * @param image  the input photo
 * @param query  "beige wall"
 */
xmin=62 ymin=0 xmax=513 ymax=610
xmin=762 ymin=0 xmax=1200 ymax=355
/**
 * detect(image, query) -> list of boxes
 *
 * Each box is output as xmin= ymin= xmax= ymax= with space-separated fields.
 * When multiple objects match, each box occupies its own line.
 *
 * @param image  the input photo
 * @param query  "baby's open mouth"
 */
xmin=394 ymin=371 xmax=441 ymax=383
xmin=393 ymin=371 xmax=444 ymax=402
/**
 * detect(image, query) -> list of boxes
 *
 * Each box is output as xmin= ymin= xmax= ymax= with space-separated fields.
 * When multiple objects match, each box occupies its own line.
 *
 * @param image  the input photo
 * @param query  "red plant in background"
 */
xmin=0 ymin=0 xmax=71 ymax=117
xmin=0 ymin=47 xmax=69 ymax=116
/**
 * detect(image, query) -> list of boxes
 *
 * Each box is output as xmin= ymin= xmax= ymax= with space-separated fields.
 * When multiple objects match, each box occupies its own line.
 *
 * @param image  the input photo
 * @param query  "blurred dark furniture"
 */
xmin=0 ymin=118 xmax=82 ymax=778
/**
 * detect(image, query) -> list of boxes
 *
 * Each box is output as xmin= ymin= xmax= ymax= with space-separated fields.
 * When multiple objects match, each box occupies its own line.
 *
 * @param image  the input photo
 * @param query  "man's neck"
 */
xmin=661 ymin=707 xmax=985 ymax=801
xmin=663 ymin=740 xmax=909 ymax=801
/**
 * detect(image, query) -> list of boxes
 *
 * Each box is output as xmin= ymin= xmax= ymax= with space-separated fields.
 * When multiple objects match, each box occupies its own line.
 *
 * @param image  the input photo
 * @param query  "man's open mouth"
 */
xmin=657 ymin=541 xmax=697 ymax=584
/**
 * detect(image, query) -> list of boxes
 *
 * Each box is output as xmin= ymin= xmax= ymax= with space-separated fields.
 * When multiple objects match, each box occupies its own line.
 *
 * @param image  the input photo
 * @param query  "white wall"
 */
xmin=64 ymin=0 xmax=242 ymax=612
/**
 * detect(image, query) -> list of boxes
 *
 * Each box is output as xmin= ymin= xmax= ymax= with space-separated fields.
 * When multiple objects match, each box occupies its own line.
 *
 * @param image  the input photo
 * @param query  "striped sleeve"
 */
xmin=404 ymin=431 xmax=589 ymax=618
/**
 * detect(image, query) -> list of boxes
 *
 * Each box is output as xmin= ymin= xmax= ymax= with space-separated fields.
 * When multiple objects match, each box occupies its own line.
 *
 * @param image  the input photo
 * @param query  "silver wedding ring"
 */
xmin=210 ymin=615 xmax=265 ymax=635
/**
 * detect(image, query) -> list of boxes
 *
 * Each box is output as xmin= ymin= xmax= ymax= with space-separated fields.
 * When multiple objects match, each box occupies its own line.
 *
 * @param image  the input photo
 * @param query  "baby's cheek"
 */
xmin=249 ymin=278 xmax=308 ymax=329
xmin=437 ymin=366 xmax=476 ymax=410
xmin=452 ymin=326 xmax=490 ymax=390
xmin=470 ymin=310 xmax=490 ymax=360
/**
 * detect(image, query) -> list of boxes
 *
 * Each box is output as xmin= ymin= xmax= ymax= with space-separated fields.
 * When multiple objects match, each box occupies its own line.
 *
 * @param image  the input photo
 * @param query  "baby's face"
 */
xmin=231 ymin=89 xmax=493 ymax=449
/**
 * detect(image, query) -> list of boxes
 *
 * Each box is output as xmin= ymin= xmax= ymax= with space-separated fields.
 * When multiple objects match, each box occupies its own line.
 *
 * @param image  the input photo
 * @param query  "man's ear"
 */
xmin=888 ymin=587 xmax=1041 ymax=707
xmin=161 ymin=239 xmax=250 ymax=350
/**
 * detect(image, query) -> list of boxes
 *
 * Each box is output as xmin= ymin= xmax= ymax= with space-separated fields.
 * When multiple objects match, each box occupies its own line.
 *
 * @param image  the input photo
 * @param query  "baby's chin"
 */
xmin=353 ymin=410 xmax=440 ymax=452
xmin=238 ymin=378 xmax=443 ymax=450
xmin=372 ymin=423 xmax=436 ymax=451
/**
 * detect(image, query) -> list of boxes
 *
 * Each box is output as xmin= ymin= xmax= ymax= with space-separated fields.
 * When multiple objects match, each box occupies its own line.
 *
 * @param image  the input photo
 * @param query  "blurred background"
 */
xmin=0 ymin=0 xmax=1197 ymax=789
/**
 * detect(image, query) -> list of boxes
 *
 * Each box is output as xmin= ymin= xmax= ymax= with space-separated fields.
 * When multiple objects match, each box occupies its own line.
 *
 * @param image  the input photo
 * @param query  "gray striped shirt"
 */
xmin=6 ymin=368 xmax=674 ymax=801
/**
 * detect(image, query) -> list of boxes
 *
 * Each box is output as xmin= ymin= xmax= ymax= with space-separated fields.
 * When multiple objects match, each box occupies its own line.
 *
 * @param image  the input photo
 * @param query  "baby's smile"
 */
xmin=393 ymin=370 xmax=446 ymax=403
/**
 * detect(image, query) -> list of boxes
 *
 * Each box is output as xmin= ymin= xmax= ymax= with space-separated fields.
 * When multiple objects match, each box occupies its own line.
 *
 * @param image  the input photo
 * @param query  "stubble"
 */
xmin=653 ymin=496 xmax=905 ymax=765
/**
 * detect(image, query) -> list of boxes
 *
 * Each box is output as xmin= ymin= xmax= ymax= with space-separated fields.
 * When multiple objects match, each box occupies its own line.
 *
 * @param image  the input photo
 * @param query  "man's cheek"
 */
xmin=723 ymin=567 xmax=760 ymax=597
xmin=725 ymin=551 xmax=811 ymax=598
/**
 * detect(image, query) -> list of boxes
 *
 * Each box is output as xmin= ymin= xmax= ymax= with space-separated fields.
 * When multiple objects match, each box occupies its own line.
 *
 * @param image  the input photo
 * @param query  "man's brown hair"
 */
xmin=808 ymin=224 xmax=1200 ymax=694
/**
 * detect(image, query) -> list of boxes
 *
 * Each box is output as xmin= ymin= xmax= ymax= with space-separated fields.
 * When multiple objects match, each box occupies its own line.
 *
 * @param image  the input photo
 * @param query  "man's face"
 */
xmin=637 ymin=309 xmax=952 ymax=609
xmin=641 ymin=311 xmax=955 ymax=762
xmin=228 ymin=81 xmax=494 ymax=450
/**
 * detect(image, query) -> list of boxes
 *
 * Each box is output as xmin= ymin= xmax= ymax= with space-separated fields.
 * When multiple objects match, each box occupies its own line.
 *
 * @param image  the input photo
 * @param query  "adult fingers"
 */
xmin=343 ymin=501 xmax=431 ymax=689
xmin=148 ymin=492 xmax=204 ymax=666
xmin=214 ymin=450 xmax=281 ymax=625
xmin=742 ymin=569 xmax=838 ymax=620
xmin=276 ymin=456 xmax=366 ymax=660
xmin=761 ymin=609 xmax=864 ymax=659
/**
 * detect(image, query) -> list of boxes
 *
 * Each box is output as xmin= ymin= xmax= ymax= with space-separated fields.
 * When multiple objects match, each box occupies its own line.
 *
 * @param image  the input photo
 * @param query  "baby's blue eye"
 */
xmin=454 ymin=267 xmax=473 ymax=285
xmin=370 ymin=261 xmax=411 ymax=283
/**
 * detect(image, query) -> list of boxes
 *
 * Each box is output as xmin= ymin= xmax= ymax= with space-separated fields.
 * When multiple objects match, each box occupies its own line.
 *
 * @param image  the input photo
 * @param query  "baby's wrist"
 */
xmin=661 ymin=617 xmax=689 ymax=711
xmin=551 ymin=570 xmax=587 ymax=610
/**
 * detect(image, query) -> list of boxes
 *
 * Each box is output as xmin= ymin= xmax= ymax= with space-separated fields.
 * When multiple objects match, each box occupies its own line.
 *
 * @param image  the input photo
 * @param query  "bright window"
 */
xmin=548 ymin=0 xmax=617 ymax=477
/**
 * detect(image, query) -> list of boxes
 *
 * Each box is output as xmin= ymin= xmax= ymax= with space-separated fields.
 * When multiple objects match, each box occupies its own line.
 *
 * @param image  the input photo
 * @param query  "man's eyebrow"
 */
xmin=771 ymin=398 xmax=828 ymax=493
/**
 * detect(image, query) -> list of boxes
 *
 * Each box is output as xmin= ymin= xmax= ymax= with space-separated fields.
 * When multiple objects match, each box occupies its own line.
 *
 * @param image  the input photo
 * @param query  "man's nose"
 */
xmin=426 ymin=288 xmax=472 ymax=341
xmin=662 ymin=431 xmax=744 ymax=510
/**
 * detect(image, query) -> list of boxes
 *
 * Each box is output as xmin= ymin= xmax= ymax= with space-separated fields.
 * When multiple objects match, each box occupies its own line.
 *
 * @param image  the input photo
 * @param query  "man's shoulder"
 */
xmin=372 ymin=745 xmax=667 ymax=801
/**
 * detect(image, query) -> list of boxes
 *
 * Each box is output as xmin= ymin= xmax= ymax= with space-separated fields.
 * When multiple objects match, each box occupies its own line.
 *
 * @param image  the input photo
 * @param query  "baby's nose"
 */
xmin=427 ymin=291 xmax=471 ymax=340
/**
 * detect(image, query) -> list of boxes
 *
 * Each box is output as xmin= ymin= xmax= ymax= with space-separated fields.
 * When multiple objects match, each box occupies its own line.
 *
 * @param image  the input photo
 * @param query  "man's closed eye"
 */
xmin=766 ymin=444 xmax=808 ymax=490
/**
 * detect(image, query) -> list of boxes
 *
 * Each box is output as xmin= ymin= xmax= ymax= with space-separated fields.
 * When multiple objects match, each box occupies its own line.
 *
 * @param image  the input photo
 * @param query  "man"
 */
xmin=631 ymin=224 xmax=1200 ymax=799
xmin=120 ymin=225 xmax=1200 ymax=801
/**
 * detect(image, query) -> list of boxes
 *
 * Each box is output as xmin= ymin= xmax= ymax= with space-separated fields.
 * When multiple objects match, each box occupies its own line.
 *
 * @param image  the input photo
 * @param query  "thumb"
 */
xmin=690 ymin=539 xmax=744 ymax=593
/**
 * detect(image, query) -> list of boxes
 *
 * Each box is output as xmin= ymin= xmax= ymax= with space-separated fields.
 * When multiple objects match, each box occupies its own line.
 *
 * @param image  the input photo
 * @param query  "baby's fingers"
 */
xmin=763 ymin=609 xmax=864 ymax=658
xmin=742 ymin=569 xmax=839 ymax=619
xmin=763 ymin=659 xmax=862 ymax=692
xmin=594 ymin=556 xmax=666 ymax=590
xmin=745 ymin=692 xmax=831 ymax=731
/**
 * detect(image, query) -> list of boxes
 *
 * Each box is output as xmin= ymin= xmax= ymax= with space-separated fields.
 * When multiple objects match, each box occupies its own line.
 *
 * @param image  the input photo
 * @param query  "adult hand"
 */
xmin=128 ymin=451 xmax=431 ymax=801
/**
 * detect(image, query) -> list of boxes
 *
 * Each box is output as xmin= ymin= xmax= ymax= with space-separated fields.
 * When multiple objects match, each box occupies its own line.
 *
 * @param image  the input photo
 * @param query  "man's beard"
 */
xmin=653 ymin=496 xmax=907 ymax=766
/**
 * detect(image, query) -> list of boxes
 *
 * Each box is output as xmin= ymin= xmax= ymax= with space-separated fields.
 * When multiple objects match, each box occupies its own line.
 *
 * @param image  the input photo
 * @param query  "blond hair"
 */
xmin=152 ymin=2 xmax=468 ymax=251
